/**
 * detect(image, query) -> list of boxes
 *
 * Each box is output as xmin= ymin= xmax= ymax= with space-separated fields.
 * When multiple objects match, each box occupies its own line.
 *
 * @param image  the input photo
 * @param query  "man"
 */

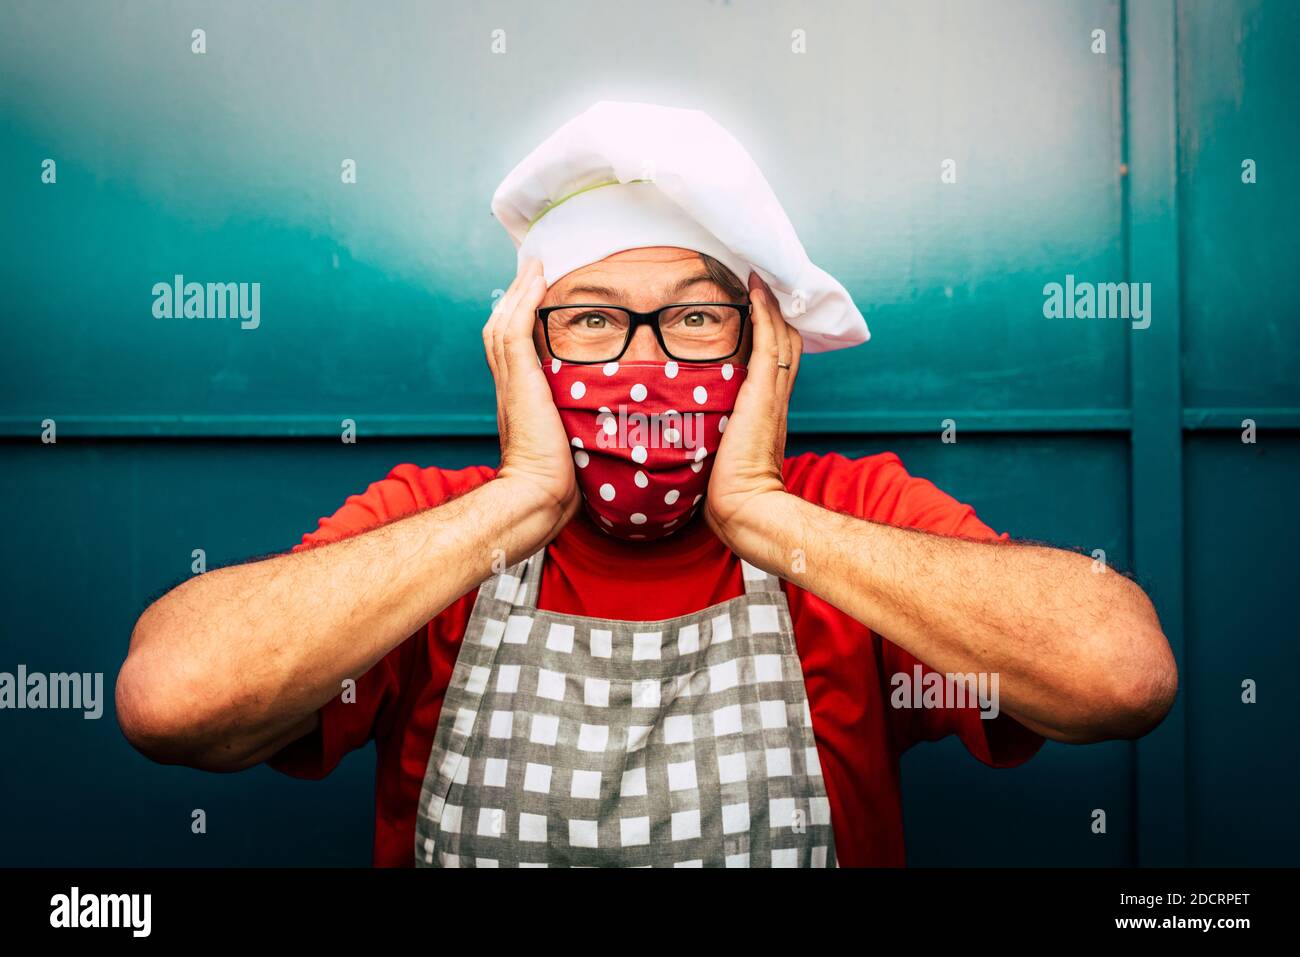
xmin=116 ymin=102 xmax=1177 ymax=867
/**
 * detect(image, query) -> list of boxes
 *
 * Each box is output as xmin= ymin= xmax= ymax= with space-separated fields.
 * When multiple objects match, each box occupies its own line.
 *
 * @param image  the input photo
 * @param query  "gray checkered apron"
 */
xmin=414 ymin=545 xmax=837 ymax=867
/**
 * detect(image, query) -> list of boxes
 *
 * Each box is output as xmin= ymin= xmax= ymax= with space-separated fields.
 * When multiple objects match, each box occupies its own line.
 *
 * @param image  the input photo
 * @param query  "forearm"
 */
xmin=117 ymin=476 xmax=563 ymax=768
xmin=719 ymin=491 xmax=1177 ymax=742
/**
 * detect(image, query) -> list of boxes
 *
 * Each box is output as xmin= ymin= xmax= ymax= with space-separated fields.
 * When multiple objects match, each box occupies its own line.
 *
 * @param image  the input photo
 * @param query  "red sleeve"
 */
xmin=785 ymin=451 xmax=1044 ymax=768
xmin=265 ymin=463 xmax=495 ymax=779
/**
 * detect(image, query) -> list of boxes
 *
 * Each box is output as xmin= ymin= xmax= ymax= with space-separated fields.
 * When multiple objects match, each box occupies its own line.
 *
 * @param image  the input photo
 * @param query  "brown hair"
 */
xmin=699 ymin=253 xmax=748 ymax=302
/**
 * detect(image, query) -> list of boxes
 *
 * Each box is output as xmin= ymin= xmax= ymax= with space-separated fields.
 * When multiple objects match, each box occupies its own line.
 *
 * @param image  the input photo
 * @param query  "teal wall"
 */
xmin=0 ymin=0 xmax=1295 ymax=866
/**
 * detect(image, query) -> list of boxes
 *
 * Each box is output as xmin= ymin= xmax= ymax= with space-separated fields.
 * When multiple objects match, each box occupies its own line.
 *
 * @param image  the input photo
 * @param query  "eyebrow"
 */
xmin=560 ymin=274 xmax=722 ymax=302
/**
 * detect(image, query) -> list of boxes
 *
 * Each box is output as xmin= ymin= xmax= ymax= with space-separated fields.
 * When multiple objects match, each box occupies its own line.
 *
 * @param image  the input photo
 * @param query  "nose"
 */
xmin=621 ymin=324 xmax=671 ymax=362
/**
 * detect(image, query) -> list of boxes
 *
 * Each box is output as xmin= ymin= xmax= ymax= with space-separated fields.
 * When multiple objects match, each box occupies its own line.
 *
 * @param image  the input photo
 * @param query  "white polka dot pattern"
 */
xmin=542 ymin=360 xmax=747 ymax=540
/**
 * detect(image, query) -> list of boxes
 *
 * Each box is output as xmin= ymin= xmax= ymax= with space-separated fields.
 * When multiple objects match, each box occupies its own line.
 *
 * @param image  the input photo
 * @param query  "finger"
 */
xmin=491 ymin=256 xmax=541 ymax=332
xmin=484 ymin=258 xmax=534 ymax=380
xmin=758 ymin=280 xmax=793 ymax=376
xmin=746 ymin=271 xmax=781 ymax=383
xmin=784 ymin=324 xmax=804 ymax=399
xmin=503 ymin=271 xmax=548 ymax=372
xmin=487 ymin=261 xmax=540 ymax=442
xmin=483 ymin=303 xmax=503 ymax=389
xmin=491 ymin=260 xmax=543 ymax=397
xmin=483 ymin=304 xmax=509 ymax=438
xmin=492 ymin=276 xmax=519 ymax=323
xmin=497 ymin=270 xmax=549 ymax=459
xmin=760 ymin=284 xmax=794 ymax=388
xmin=776 ymin=320 xmax=793 ymax=377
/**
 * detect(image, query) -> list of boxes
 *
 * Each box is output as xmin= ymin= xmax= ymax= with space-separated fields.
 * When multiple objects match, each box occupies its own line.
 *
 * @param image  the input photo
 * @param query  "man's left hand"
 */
xmin=704 ymin=271 xmax=802 ymax=549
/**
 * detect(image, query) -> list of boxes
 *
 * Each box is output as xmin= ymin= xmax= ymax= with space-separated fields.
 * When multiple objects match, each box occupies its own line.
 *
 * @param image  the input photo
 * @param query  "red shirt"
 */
xmin=268 ymin=451 xmax=1043 ymax=866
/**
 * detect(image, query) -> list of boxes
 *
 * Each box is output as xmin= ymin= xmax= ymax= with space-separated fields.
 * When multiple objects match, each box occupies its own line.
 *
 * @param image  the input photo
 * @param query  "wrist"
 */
xmin=483 ymin=473 xmax=576 ymax=546
xmin=707 ymin=488 xmax=802 ymax=565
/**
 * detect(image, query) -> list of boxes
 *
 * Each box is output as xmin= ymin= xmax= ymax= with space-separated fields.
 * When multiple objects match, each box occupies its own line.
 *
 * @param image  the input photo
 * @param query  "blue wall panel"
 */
xmin=1184 ymin=435 xmax=1300 ymax=866
xmin=1178 ymin=0 xmax=1300 ymax=413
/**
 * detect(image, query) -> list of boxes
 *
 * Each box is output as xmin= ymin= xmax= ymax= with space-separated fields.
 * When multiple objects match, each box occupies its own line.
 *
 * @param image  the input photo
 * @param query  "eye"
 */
xmin=562 ymin=310 xmax=616 ymax=329
xmin=681 ymin=310 xmax=716 ymax=327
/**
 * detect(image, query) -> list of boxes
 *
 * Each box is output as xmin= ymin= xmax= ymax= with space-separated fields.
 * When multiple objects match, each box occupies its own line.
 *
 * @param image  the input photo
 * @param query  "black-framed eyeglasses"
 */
xmin=536 ymin=302 xmax=750 ymax=364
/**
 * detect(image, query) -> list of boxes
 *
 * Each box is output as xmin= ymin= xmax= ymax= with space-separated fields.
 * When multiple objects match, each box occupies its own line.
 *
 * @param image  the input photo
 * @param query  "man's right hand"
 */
xmin=483 ymin=257 xmax=579 ymax=530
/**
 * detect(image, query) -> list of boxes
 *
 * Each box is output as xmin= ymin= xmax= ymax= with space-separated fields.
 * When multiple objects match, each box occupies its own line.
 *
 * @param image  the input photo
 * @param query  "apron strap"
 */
xmin=739 ymin=558 xmax=784 ymax=596
xmin=486 ymin=546 xmax=547 ymax=611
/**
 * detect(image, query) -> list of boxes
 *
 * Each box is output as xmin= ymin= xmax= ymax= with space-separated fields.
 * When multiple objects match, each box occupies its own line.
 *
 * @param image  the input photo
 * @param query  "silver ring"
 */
xmin=777 ymin=361 xmax=791 ymax=370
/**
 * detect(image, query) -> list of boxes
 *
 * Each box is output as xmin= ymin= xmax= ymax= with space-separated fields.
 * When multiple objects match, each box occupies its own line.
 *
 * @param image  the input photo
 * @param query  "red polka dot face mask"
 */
xmin=545 ymin=359 xmax=747 ymax=540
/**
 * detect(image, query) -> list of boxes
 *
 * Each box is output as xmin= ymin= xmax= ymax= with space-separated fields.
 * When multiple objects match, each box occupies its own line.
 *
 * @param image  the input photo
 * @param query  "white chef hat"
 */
xmin=490 ymin=101 xmax=869 ymax=353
